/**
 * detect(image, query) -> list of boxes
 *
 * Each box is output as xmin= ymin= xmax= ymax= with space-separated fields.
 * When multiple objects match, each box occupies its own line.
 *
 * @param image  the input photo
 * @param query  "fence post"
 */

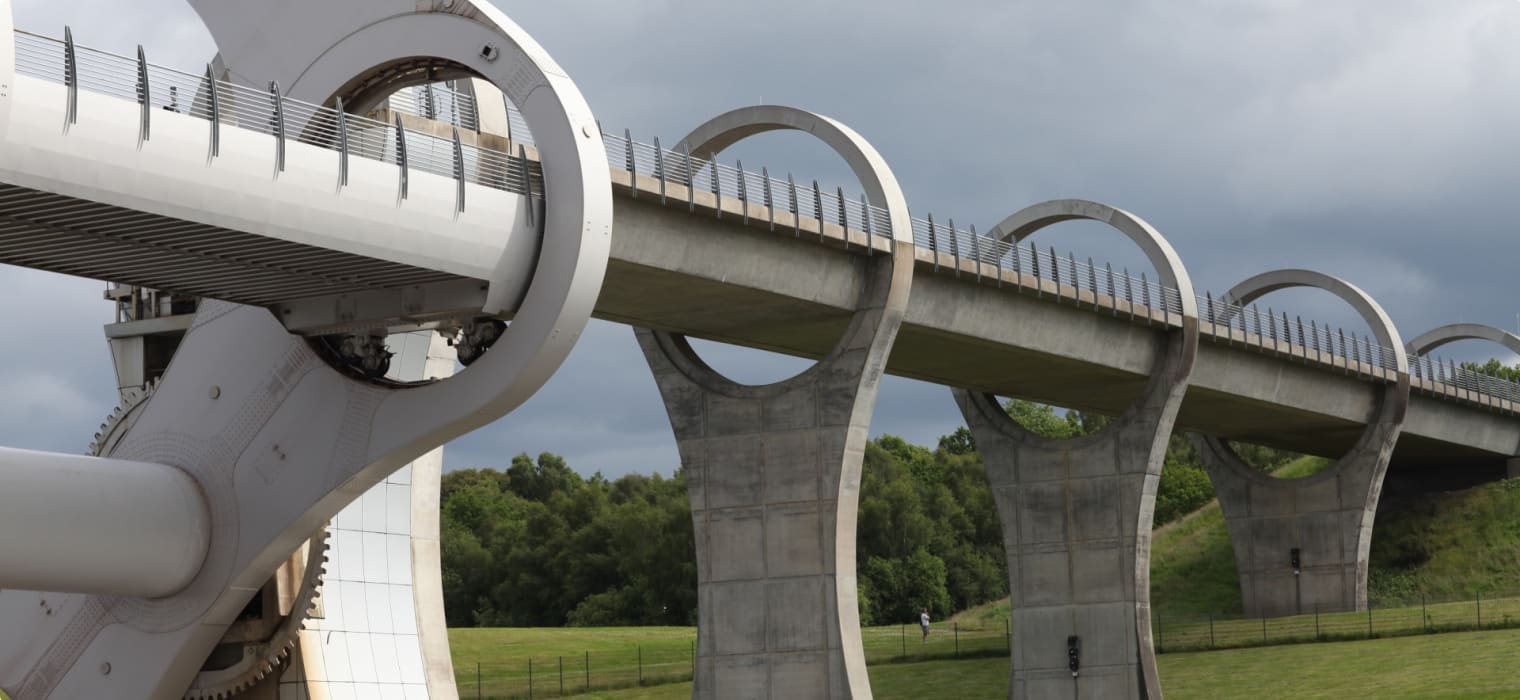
xmin=1158 ymin=611 xmax=1164 ymax=653
xmin=1367 ymin=604 xmax=1373 ymax=639
xmin=691 ymin=640 xmax=696 ymax=679
xmin=1478 ymin=591 xmax=1483 ymax=629
xmin=1209 ymin=613 xmax=1215 ymax=648
xmin=559 ymin=656 xmax=564 ymax=697
xmin=1262 ymin=615 xmax=1267 ymax=643
xmin=954 ymin=622 xmax=959 ymax=657
xmin=528 ymin=657 xmax=533 ymax=700
xmin=476 ymin=662 xmax=481 ymax=700
xmin=900 ymin=624 xmax=905 ymax=658
xmin=585 ymin=651 xmax=589 ymax=691
xmin=638 ymin=644 xmax=643 ymax=686
xmin=1315 ymin=605 xmax=1320 ymax=639
xmin=1005 ymin=618 xmax=1011 ymax=655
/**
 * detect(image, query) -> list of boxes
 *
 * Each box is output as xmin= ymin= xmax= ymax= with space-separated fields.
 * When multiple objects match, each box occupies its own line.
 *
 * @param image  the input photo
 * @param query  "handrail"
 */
xmin=9 ymin=28 xmax=1520 ymax=409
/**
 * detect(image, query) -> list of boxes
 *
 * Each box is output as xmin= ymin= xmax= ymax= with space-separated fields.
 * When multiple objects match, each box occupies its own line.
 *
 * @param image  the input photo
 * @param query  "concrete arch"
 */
xmin=676 ymin=106 xmax=913 ymax=245
xmin=989 ymin=199 xmax=1199 ymax=322
xmin=965 ymin=198 xmax=1200 ymax=448
xmin=649 ymin=104 xmax=915 ymax=397
xmin=1227 ymin=268 xmax=1410 ymax=386
xmin=1209 ymin=268 xmax=1411 ymax=483
xmin=1407 ymin=323 xmax=1520 ymax=357
xmin=952 ymin=200 xmax=1197 ymax=699
xmin=1194 ymin=269 xmax=1409 ymax=619
xmin=635 ymin=106 xmax=913 ymax=700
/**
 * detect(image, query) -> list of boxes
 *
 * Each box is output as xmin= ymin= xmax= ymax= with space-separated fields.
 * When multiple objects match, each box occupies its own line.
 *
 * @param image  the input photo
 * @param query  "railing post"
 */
xmin=637 ymin=644 xmax=643 ymax=685
xmin=136 ymin=45 xmax=150 ymax=145
xmin=624 ymin=129 xmax=636 ymax=199
xmin=927 ymin=213 xmax=940 ymax=272
xmin=812 ymin=180 xmax=824 ymax=242
xmin=762 ymin=166 xmax=774 ymax=231
xmin=1087 ymin=256 xmax=1097 ymax=302
xmin=559 ymin=655 xmax=564 ymax=696
xmin=683 ymin=144 xmax=696 ymax=212
xmin=1122 ymin=267 xmax=1133 ymax=320
xmin=63 ymin=26 xmax=78 ymax=132
xmin=947 ymin=219 xmax=962 ymax=276
xmin=862 ymin=194 xmax=875 ymax=256
xmin=452 ymin=125 xmax=465 ymax=214
xmin=954 ymin=622 xmax=959 ymax=657
xmin=476 ymin=662 xmax=481 ymax=700
xmin=1105 ymin=263 xmax=1118 ymax=315
xmin=585 ymin=651 xmax=589 ymax=691
xmin=992 ymin=232 xmax=1004 ymax=286
xmin=335 ymin=97 xmax=349 ymax=188
xmin=968 ymin=223 xmax=982 ymax=277
xmin=205 ymin=63 xmax=221 ymax=160
xmin=1048 ymin=246 xmax=1059 ymax=300
xmin=1478 ymin=591 xmax=1483 ymax=628
xmin=713 ymin=162 xmax=723 ymax=219
xmin=517 ymin=144 xmax=535 ymax=229
xmin=393 ymin=114 xmax=408 ymax=201
xmin=737 ymin=160 xmax=749 ymax=225
xmin=787 ymin=173 xmax=799 ymax=237
xmin=269 ymin=81 xmax=286 ymax=175
xmin=836 ymin=186 xmax=848 ymax=248
xmin=653 ymin=136 xmax=666 ymax=204
xmin=528 ymin=657 xmax=534 ymax=700
xmin=1209 ymin=612 xmax=1216 ymax=648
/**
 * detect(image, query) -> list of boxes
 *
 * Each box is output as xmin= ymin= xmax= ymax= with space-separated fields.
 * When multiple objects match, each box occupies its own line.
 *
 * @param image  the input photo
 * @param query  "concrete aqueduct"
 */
xmin=0 ymin=1 xmax=1517 ymax=698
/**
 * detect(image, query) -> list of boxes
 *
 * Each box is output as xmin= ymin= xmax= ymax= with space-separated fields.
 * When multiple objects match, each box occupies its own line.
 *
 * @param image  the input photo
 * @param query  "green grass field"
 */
xmin=451 ymin=626 xmax=1520 ymax=699
xmin=451 ymin=620 xmax=1010 ymax=697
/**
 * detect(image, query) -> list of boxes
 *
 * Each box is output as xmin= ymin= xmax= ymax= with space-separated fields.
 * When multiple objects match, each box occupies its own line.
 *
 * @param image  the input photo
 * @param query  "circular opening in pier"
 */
xmin=684 ymin=337 xmax=815 ymax=387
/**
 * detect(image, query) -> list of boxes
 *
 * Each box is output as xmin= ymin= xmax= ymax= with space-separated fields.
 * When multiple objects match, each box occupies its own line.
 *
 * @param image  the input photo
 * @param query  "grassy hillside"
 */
xmin=1368 ymin=478 xmax=1520 ymax=601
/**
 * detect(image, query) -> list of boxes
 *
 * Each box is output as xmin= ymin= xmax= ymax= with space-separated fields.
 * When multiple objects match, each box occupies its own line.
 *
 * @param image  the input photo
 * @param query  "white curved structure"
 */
xmin=0 ymin=448 xmax=209 ymax=599
xmin=0 ymin=0 xmax=611 ymax=697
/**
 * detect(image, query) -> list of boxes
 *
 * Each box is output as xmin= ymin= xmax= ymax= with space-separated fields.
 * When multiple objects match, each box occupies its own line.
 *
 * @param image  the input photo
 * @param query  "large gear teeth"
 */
xmin=182 ymin=528 xmax=329 ymax=699
xmin=88 ymin=377 xmax=158 ymax=457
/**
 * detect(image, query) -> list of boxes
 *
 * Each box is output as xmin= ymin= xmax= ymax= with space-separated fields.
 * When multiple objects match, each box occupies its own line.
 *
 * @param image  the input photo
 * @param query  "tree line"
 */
xmin=439 ymin=400 xmax=1292 ymax=628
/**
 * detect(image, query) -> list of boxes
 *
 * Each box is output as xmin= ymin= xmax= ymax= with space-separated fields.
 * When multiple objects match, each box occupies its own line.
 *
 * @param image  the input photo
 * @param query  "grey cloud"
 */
xmin=3 ymin=0 xmax=1518 ymax=476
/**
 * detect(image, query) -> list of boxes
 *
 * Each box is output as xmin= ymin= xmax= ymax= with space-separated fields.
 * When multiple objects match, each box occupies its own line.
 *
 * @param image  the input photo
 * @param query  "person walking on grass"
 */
xmin=920 ymin=608 xmax=931 ymax=642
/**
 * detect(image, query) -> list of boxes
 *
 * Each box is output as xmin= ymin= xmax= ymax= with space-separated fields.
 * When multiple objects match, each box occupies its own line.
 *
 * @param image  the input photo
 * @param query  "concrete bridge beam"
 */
xmin=636 ymin=105 xmax=915 ymax=700
xmin=957 ymin=199 xmax=1199 ymax=700
xmin=1193 ymin=269 xmax=1410 ymax=619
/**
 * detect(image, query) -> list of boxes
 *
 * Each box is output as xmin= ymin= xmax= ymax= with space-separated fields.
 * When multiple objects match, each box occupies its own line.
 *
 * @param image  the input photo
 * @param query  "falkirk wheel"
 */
xmin=0 ymin=0 xmax=611 ymax=698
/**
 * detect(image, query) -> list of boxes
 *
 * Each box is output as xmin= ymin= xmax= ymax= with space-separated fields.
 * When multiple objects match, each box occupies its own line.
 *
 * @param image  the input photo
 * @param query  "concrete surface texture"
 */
xmin=1194 ymin=270 xmax=1410 ymax=619
xmin=953 ymin=201 xmax=1199 ymax=700
xmin=635 ymin=105 xmax=915 ymax=699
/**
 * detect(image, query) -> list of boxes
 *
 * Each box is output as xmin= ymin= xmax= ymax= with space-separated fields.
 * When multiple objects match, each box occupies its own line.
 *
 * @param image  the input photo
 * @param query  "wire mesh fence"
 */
xmin=457 ymin=642 xmax=697 ymax=700
xmin=453 ymin=621 xmax=1010 ymax=699
xmin=1153 ymin=590 xmax=1520 ymax=654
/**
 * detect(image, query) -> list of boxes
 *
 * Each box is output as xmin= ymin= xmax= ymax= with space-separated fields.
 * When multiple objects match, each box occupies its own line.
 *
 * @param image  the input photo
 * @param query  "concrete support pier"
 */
xmin=1193 ymin=270 xmax=1410 ymax=619
xmin=955 ymin=200 xmax=1199 ymax=700
xmin=635 ymin=105 xmax=915 ymax=700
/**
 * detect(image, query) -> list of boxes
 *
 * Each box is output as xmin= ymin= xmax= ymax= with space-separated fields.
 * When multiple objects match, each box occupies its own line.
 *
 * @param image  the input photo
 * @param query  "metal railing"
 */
xmin=11 ymin=28 xmax=1520 ymax=409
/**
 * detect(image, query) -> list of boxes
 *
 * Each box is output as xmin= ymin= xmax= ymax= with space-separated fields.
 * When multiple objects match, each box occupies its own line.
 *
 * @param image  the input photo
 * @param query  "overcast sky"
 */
xmin=4 ymin=0 xmax=1519 ymax=477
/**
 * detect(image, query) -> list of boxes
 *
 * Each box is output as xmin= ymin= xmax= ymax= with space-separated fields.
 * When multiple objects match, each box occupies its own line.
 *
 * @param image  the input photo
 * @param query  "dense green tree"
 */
xmin=437 ymin=400 xmax=1303 ymax=627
